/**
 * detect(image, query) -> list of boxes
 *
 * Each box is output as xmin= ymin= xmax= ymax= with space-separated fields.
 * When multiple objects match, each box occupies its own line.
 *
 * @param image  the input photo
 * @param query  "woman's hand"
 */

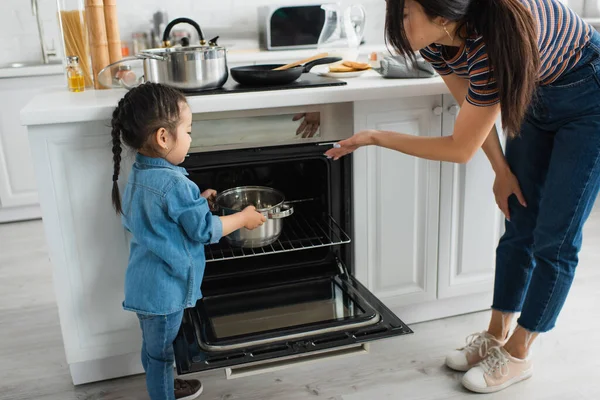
xmin=493 ymin=168 xmax=527 ymax=221
xmin=293 ymin=112 xmax=321 ymax=138
xmin=324 ymin=130 xmax=376 ymax=160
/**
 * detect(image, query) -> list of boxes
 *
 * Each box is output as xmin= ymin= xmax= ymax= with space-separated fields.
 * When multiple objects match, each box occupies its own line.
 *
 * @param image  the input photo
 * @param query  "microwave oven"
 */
xmin=258 ymin=4 xmax=327 ymax=50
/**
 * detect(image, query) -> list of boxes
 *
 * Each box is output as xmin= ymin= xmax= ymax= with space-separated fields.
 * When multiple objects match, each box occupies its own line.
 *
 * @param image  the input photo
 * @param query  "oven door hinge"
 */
xmin=335 ymin=256 xmax=349 ymax=277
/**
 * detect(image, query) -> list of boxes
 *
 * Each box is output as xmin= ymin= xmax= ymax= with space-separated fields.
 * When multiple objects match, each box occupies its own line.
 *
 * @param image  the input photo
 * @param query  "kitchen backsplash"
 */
xmin=0 ymin=0 xmax=386 ymax=66
xmin=3 ymin=0 xmax=598 ymax=66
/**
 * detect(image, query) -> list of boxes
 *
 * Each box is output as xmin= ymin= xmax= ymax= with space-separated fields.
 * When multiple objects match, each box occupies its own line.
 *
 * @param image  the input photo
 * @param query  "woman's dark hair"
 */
xmin=111 ymin=82 xmax=186 ymax=214
xmin=386 ymin=0 xmax=539 ymax=137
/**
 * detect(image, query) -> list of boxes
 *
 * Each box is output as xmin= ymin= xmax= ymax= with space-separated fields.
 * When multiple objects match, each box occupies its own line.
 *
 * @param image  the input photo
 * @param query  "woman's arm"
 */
xmin=441 ymin=74 xmax=527 ymax=218
xmin=325 ymin=81 xmax=500 ymax=163
xmin=441 ymin=74 xmax=510 ymax=174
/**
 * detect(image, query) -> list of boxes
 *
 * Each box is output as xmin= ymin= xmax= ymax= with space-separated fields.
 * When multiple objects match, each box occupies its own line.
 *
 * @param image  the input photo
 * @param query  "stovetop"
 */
xmin=183 ymin=73 xmax=347 ymax=96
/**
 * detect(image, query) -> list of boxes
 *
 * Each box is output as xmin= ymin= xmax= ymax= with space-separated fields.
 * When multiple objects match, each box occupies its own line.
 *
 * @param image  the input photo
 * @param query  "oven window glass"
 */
xmin=202 ymin=278 xmax=367 ymax=340
xmin=190 ymin=113 xmax=321 ymax=150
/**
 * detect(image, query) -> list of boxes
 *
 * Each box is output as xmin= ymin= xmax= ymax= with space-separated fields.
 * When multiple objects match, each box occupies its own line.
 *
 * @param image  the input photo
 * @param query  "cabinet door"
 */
xmin=353 ymin=96 xmax=442 ymax=308
xmin=0 ymin=75 xmax=63 ymax=208
xmin=437 ymin=94 xmax=504 ymax=299
xmin=27 ymin=122 xmax=140 ymax=365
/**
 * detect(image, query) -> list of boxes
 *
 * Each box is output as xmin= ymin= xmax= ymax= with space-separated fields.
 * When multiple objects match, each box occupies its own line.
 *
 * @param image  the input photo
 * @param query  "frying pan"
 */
xmin=230 ymin=57 xmax=341 ymax=86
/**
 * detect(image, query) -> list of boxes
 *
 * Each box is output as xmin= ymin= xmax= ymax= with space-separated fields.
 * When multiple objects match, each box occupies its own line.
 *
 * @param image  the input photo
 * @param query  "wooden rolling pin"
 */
xmin=85 ymin=0 xmax=110 ymax=89
xmin=103 ymin=0 xmax=121 ymax=64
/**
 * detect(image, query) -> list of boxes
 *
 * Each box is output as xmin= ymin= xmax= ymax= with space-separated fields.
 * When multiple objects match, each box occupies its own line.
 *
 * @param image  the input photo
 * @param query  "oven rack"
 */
xmin=205 ymin=212 xmax=351 ymax=262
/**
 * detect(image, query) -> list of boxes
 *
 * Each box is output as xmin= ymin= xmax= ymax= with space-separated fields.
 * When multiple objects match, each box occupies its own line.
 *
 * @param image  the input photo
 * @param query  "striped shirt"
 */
xmin=419 ymin=0 xmax=591 ymax=107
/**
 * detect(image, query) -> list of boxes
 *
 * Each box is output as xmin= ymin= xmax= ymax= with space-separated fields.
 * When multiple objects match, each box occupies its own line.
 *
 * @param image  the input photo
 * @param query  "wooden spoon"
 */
xmin=272 ymin=53 xmax=329 ymax=71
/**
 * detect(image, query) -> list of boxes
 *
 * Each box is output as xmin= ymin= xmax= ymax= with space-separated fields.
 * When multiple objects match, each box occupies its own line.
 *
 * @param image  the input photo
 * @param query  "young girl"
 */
xmin=110 ymin=82 xmax=266 ymax=400
xmin=326 ymin=0 xmax=600 ymax=394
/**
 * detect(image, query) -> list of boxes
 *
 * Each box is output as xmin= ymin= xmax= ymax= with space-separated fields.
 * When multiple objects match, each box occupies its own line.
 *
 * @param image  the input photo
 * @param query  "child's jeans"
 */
xmin=137 ymin=310 xmax=184 ymax=400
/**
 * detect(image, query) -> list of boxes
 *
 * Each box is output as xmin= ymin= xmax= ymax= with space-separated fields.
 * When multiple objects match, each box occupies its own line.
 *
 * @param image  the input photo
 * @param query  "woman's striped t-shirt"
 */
xmin=419 ymin=0 xmax=591 ymax=107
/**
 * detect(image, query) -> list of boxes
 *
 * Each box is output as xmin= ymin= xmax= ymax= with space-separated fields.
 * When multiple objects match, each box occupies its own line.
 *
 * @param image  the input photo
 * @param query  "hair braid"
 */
xmin=111 ymin=98 xmax=126 ymax=214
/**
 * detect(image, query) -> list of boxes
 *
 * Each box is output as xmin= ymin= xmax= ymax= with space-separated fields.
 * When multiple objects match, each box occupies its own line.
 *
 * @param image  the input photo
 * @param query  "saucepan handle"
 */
xmin=137 ymin=52 xmax=168 ymax=61
xmin=302 ymin=57 xmax=342 ymax=73
xmin=268 ymin=203 xmax=294 ymax=219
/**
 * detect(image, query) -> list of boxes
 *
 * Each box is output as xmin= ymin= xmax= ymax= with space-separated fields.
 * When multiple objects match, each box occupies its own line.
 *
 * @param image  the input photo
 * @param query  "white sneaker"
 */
xmin=462 ymin=347 xmax=533 ymax=393
xmin=445 ymin=331 xmax=506 ymax=372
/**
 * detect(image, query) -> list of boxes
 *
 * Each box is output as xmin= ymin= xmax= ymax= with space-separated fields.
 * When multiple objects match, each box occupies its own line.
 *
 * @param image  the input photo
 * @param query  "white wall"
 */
xmin=0 ymin=0 xmax=62 ymax=66
xmin=0 ymin=0 xmax=387 ymax=66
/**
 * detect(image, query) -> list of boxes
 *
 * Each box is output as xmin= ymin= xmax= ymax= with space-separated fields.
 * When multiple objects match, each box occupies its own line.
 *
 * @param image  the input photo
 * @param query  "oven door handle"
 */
xmin=268 ymin=203 xmax=294 ymax=219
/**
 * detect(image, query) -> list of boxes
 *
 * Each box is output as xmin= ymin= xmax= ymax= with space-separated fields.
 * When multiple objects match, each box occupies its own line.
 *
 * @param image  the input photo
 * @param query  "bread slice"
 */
xmin=329 ymin=64 xmax=355 ymax=72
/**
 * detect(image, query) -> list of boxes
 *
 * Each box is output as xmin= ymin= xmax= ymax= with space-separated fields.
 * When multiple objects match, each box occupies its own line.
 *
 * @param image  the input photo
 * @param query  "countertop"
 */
xmin=21 ymin=70 xmax=448 ymax=126
xmin=0 ymin=63 xmax=64 ymax=79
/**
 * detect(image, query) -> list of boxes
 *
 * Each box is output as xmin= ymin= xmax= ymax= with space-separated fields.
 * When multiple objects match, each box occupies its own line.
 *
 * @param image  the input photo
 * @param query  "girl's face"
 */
xmin=403 ymin=0 xmax=453 ymax=50
xmin=158 ymin=102 xmax=193 ymax=165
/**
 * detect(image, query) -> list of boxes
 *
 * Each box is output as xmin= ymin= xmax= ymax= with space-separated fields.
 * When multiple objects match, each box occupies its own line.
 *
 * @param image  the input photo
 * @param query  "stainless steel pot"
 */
xmin=139 ymin=45 xmax=227 ymax=91
xmin=98 ymin=18 xmax=228 ymax=91
xmin=215 ymin=186 xmax=294 ymax=248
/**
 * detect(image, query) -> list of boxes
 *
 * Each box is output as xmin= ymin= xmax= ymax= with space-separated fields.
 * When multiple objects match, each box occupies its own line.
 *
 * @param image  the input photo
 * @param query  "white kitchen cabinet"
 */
xmin=27 ymin=121 xmax=142 ymax=384
xmin=437 ymin=94 xmax=504 ymax=299
xmin=0 ymin=74 xmax=63 ymax=223
xmin=353 ymin=96 xmax=442 ymax=310
xmin=353 ymin=95 xmax=501 ymax=324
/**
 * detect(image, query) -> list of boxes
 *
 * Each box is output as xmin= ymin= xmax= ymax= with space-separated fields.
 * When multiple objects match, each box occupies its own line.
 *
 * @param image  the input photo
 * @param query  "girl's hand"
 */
xmin=201 ymin=189 xmax=217 ymax=201
xmin=493 ymin=168 xmax=527 ymax=221
xmin=241 ymin=206 xmax=266 ymax=229
xmin=201 ymin=189 xmax=217 ymax=211
xmin=324 ymin=130 xmax=376 ymax=160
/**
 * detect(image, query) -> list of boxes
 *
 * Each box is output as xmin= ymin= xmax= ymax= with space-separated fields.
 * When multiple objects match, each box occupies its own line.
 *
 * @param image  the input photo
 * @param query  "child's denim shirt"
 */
xmin=121 ymin=153 xmax=223 ymax=315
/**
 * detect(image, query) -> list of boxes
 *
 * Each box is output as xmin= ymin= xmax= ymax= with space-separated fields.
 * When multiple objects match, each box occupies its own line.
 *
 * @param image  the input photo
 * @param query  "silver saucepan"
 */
xmin=98 ymin=17 xmax=228 ymax=92
xmin=214 ymin=186 xmax=294 ymax=248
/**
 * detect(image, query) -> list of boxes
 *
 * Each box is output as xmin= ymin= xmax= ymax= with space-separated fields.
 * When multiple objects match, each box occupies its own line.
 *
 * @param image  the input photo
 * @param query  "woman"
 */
xmin=325 ymin=0 xmax=600 ymax=394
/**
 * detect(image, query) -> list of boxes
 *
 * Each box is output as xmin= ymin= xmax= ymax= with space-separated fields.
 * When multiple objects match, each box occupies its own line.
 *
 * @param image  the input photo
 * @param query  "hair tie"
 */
xmin=112 ymin=174 xmax=119 ymax=182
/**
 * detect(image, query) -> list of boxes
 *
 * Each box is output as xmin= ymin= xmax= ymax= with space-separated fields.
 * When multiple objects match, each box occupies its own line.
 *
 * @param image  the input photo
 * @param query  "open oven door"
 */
xmin=173 ymin=257 xmax=412 ymax=379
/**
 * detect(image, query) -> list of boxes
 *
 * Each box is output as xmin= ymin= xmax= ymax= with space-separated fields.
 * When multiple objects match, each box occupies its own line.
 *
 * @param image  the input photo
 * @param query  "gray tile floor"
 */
xmin=1 ymin=209 xmax=599 ymax=400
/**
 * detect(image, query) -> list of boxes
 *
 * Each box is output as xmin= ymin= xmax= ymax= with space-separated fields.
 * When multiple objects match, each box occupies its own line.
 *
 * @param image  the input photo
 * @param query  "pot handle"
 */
xmin=137 ymin=52 xmax=169 ymax=61
xmin=302 ymin=57 xmax=342 ymax=73
xmin=162 ymin=17 xmax=206 ymax=46
xmin=268 ymin=203 xmax=294 ymax=219
xmin=209 ymin=199 xmax=219 ymax=213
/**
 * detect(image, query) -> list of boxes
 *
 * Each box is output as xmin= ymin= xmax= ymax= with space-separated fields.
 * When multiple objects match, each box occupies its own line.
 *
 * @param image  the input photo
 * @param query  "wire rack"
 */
xmin=205 ymin=212 xmax=351 ymax=262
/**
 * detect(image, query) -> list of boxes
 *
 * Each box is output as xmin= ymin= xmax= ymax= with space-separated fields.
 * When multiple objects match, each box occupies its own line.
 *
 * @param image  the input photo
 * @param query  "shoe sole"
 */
xmin=462 ymin=370 xmax=533 ymax=394
xmin=177 ymin=385 xmax=203 ymax=400
xmin=445 ymin=358 xmax=471 ymax=372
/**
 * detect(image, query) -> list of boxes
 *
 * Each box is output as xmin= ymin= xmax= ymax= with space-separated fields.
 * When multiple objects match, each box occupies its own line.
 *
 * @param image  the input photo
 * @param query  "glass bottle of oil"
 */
xmin=66 ymin=56 xmax=85 ymax=92
xmin=58 ymin=0 xmax=93 ymax=88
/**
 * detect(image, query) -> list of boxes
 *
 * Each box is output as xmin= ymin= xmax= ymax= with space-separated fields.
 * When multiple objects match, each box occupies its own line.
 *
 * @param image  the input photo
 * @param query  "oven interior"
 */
xmin=174 ymin=143 xmax=411 ymax=374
